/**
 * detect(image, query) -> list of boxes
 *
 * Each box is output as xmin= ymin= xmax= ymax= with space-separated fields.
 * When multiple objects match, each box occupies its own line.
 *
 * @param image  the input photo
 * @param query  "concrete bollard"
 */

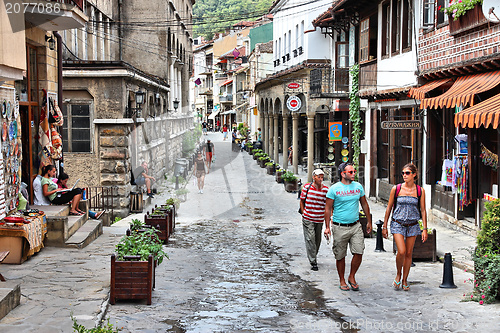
xmin=439 ymin=253 xmax=457 ymax=288
xmin=375 ymin=220 xmax=386 ymax=252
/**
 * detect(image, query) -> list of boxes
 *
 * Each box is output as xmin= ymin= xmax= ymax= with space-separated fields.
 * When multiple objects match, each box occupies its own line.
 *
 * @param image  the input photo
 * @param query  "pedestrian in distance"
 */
xmin=300 ymin=169 xmax=329 ymax=271
xmin=204 ymin=139 xmax=215 ymax=172
xmin=324 ymin=162 xmax=372 ymax=291
xmin=193 ymin=151 xmax=207 ymax=194
xmin=382 ymin=163 xmax=428 ymax=291
xmin=223 ymin=124 xmax=228 ymax=141
xmin=202 ymin=121 xmax=208 ymax=135
xmin=288 ymin=145 xmax=293 ymax=165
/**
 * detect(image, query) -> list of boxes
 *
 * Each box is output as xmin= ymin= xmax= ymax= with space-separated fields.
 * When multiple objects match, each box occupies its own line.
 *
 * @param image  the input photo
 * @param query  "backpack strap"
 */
xmin=416 ymin=184 xmax=422 ymax=218
xmin=393 ymin=184 xmax=402 ymax=212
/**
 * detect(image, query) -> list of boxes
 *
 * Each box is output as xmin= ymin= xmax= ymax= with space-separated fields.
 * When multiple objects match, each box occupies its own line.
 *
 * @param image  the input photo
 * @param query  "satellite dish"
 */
xmin=482 ymin=0 xmax=500 ymax=23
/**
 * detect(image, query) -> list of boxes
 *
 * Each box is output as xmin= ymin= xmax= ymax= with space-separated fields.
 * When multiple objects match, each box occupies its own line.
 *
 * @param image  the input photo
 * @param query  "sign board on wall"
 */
xmin=329 ymin=122 xmax=342 ymax=141
xmin=381 ymin=120 xmax=421 ymax=129
xmin=286 ymin=95 xmax=302 ymax=112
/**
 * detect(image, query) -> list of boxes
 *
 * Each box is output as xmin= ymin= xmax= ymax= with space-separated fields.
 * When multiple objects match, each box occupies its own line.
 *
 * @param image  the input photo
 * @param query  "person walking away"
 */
xmin=382 ymin=163 xmax=428 ymax=291
xmin=300 ymin=169 xmax=329 ymax=271
xmin=204 ymin=139 xmax=215 ymax=172
xmin=41 ymin=164 xmax=83 ymax=216
xmin=223 ymin=125 xmax=228 ymax=141
xmin=57 ymin=172 xmax=104 ymax=219
xmin=288 ymin=145 xmax=293 ymax=165
xmin=193 ymin=151 xmax=207 ymax=193
xmin=324 ymin=162 xmax=372 ymax=291
xmin=202 ymin=121 xmax=208 ymax=135
xmin=134 ymin=161 xmax=156 ymax=198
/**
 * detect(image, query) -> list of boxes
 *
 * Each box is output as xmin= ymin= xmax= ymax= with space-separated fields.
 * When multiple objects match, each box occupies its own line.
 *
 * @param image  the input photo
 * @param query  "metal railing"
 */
xmin=310 ymin=68 xmax=349 ymax=96
xmin=85 ymin=186 xmax=116 ymax=221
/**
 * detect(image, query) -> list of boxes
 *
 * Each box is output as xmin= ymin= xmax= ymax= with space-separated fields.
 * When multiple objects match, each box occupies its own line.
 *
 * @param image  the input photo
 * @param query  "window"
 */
xmin=402 ymin=0 xmax=412 ymax=50
xmin=359 ymin=16 xmax=377 ymax=62
xmin=382 ymin=2 xmax=390 ymax=57
xmin=288 ymin=29 xmax=291 ymax=56
xmin=437 ymin=0 xmax=448 ymax=25
xmin=62 ymin=103 xmax=92 ymax=153
xmin=295 ymin=24 xmax=299 ymax=50
xmin=423 ymin=0 xmax=435 ymax=27
xmin=391 ymin=0 xmax=401 ymax=53
xmin=300 ymin=21 xmax=304 ymax=48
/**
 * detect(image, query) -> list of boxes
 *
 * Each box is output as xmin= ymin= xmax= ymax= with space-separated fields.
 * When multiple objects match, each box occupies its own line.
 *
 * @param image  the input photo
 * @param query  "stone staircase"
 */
xmin=31 ymin=200 xmax=103 ymax=248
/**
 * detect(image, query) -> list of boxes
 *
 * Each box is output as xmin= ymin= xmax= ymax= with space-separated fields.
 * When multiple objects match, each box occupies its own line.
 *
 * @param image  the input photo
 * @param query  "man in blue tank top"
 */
xmin=324 ymin=162 xmax=372 ymax=291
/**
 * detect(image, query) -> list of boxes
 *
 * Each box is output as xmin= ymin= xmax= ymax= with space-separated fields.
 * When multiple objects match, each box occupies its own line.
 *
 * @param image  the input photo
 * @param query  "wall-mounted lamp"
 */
xmin=173 ymin=98 xmax=180 ymax=111
xmin=126 ymin=89 xmax=145 ymax=118
xmin=135 ymin=89 xmax=145 ymax=105
xmin=45 ymin=35 xmax=56 ymax=51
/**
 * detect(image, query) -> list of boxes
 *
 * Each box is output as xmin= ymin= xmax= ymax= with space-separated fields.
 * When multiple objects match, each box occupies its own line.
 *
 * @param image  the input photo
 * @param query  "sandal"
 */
xmin=339 ymin=285 xmax=350 ymax=291
xmin=69 ymin=211 xmax=83 ymax=216
xmin=392 ymin=279 xmax=401 ymax=290
xmin=402 ymin=284 xmax=410 ymax=291
xmin=348 ymin=280 xmax=359 ymax=291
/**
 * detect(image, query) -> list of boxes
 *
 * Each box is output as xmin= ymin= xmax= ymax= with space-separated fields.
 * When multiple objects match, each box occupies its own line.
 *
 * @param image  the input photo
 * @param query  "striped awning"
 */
xmin=221 ymin=79 xmax=233 ymax=87
xmin=408 ymin=78 xmax=452 ymax=100
xmin=455 ymin=93 xmax=500 ymax=129
xmin=420 ymin=71 xmax=500 ymax=109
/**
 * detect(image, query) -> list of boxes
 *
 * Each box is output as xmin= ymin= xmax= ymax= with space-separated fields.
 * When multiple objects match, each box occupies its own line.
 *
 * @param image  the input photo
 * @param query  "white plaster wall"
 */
xmin=272 ymin=0 xmax=331 ymax=72
xmin=377 ymin=52 xmax=418 ymax=90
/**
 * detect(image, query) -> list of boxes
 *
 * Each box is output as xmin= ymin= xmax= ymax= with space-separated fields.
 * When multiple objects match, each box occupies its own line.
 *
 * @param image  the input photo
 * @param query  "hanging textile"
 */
xmin=455 ymin=155 xmax=470 ymax=211
xmin=440 ymin=159 xmax=454 ymax=187
xmin=480 ymin=143 xmax=498 ymax=169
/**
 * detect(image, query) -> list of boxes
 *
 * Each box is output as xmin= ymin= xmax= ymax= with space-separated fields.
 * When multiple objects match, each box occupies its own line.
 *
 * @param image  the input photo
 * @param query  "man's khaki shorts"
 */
xmin=331 ymin=222 xmax=365 ymax=260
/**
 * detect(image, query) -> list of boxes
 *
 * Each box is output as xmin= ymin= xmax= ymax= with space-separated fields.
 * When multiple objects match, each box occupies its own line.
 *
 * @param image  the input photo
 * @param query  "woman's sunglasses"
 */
xmin=401 ymin=171 xmax=413 ymax=176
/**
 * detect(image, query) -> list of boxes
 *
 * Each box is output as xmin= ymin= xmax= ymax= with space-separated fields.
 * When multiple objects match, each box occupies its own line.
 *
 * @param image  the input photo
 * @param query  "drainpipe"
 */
xmin=54 ymin=31 xmax=64 ymax=172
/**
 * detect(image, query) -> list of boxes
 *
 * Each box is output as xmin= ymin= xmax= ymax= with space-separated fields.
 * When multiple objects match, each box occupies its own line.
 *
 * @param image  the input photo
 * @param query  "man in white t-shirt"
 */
xmin=33 ymin=174 xmax=51 ymax=205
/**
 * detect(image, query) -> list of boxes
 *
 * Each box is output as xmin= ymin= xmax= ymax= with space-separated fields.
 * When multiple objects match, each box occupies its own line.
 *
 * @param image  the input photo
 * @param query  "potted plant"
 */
xmin=258 ymin=155 xmax=270 ymax=168
xmin=110 ymin=226 xmax=168 ymax=305
xmin=276 ymin=168 xmax=285 ymax=183
xmin=467 ymin=199 xmax=500 ymax=303
xmin=441 ymin=0 xmax=487 ymax=35
xmin=282 ymin=171 xmax=299 ymax=192
xmin=265 ymin=161 xmax=276 ymax=175
xmin=253 ymin=151 xmax=263 ymax=160
xmin=175 ymin=188 xmax=189 ymax=202
xmin=246 ymin=143 xmax=253 ymax=154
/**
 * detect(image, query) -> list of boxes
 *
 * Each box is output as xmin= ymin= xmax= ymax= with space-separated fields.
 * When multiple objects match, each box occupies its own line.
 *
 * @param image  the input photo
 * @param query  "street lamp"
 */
xmin=45 ymin=35 xmax=56 ymax=50
xmin=173 ymin=98 xmax=180 ymax=111
xmin=126 ymin=89 xmax=145 ymax=118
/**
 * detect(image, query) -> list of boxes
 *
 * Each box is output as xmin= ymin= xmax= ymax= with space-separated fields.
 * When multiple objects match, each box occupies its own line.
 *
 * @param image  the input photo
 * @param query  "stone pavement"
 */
xmin=0 ymin=131 xmax=497 ymax=332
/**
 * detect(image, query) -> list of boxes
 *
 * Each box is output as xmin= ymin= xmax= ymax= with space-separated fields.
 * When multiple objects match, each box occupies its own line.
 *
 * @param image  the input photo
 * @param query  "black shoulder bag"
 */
xmin=298 ymin=183 xmax=313 ymax=215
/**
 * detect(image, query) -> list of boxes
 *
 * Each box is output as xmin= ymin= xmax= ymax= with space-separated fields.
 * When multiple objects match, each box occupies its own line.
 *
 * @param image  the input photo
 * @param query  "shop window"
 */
xmin=359 ymin=15 xmax=378 ymax=63
xmin=62 ymin=103 xmax=92 ymax=153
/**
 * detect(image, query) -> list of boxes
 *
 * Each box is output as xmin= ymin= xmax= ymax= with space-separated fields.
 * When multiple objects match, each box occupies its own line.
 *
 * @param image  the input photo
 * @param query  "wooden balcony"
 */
xmin=359 ymin=61 xmax=377 ymax=96
xmin=309 ymin=68 xmax=349 ymax=98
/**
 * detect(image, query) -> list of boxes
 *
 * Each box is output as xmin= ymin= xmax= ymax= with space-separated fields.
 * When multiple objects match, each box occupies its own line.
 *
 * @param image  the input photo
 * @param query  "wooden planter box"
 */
xmin=157 ymin=205 xmax=175 ymax=234
xmin=449 ymin=4 xmax=488 ymax=36
xmin=259 ymin=159 xmax=269 ymax=168
xmin=276 ymin=170 xmax=284 ymax=183
xmin=145 ymin=214 xmax=170 ymax=243
xmin=110 ymin=254 xmax=154 ymax=305
xmin=253 ymin=154 xmax=259 ymax=160
xmin=284 ymin=179 xmax=299 ymax=192
xmin=392 ymin=230 xmax=437 ymax=262
xmin=359 ymin=214 xmax=373 ymax=238
xmin=266 ymin=165 xmax=275 ymax=175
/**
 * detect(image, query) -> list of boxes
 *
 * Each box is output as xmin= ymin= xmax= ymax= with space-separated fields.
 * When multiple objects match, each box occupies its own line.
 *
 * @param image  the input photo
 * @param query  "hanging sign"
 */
xmin=286 ymin=96 xmax=302 ymax=112
xmin=329 ymin=122 xmax=342 ymax=141
xmin=381 ymin=120 xmax=421 ymax=129
xmin=287 ymin=82 xmax=300 ymax=89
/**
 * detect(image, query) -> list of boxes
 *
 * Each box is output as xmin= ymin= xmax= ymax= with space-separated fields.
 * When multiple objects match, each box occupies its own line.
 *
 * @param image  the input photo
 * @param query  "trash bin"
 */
xmin=130 ymin=192 xmax=143 ymax=213
xmin=174 ymin=158 xmax=189 ymax=178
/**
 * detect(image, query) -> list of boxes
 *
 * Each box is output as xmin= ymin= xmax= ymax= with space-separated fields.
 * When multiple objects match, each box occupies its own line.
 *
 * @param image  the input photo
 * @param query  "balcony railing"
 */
xmin=199 ymin=87 xmax=213 ymax=96
xmin=215 ymin=73 xmax=228 ymax=80
xmin=219 ymin=94 xmax=233 ymax=102
xmin=84 ymin=186 xmax=116 ymax=222
xmin=359 ymin=62 xmax=377 ymax=95
xmin=309 ymin=68 xmax=349 ymax=97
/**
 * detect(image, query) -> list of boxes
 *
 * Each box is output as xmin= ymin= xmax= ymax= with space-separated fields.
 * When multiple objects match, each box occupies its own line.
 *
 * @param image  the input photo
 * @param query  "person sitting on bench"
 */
xmin=41 ymin=164 xmax=83 ymax=216
xmin=57 ymin=172 xmax=104 ymax=219
xmin=133 ymin=161 xmax=155 ymax=198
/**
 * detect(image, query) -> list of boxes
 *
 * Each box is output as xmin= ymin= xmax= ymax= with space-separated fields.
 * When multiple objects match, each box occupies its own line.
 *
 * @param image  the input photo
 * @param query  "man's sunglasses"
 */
xmin=401 ymin=171 xmax=413 ymax=176
xmin=344 ymin=170 xmax=356 ymax=174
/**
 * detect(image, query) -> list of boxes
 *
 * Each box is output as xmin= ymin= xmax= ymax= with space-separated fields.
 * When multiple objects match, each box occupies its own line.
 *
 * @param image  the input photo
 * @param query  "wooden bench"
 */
xmin=0 ymin=251 xmax=10 ymax=281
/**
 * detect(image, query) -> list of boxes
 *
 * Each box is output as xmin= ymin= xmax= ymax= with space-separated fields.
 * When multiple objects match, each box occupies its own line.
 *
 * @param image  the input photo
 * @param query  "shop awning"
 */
xmin=208 ymin=109 xmax=221 ymax=120
xmin=455 ymin=93 xmax=500 ymax=129
xmin=408 ymin=78 xmax=453 ymax=100
xmin=420 ymin=71 xmax=500 ymax=109
xmin=221 ymin=79 xmax=233 ymax=87
xmin=222 ymin=109 xmax=235 ymax=115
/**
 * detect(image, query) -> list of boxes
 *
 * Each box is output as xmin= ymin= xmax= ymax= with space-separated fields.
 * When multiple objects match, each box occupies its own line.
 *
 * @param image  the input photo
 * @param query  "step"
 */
xmin=0 ymin=281 xmax=20 ymax=320
xmin=65 ymin=220 xmax=103 ymax=249
xmin=30 ymin=204 xmax=69 ymax=217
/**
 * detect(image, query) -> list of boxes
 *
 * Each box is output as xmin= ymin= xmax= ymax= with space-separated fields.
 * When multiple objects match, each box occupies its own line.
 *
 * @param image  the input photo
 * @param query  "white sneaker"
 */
xmin=198 ymin=190 xmax=201 ymax=193
xmin=200 ymin=189 xmax=203 ymax=194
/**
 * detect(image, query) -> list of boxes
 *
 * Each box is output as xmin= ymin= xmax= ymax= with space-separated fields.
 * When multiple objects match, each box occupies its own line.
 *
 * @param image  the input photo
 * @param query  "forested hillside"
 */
xmin=193 ymin=0 xmax=274 ymax=39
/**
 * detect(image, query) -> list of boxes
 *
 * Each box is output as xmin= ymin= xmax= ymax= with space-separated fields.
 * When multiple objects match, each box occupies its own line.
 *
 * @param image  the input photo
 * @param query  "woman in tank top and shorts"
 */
xmin=193 ymin=151 xmax=207 ymax=194
xmin=382 ymin=163 xmax=428 ymax=291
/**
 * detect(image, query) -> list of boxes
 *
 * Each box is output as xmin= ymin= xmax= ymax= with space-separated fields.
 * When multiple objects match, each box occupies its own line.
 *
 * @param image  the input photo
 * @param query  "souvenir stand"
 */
xmin=0 ymin=92 xmax=47 ymax=264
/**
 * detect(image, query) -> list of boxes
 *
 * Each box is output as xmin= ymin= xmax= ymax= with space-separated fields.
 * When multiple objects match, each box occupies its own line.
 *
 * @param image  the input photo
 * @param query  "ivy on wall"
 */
xmin=349 ymin=63 xmax=362 ymax=172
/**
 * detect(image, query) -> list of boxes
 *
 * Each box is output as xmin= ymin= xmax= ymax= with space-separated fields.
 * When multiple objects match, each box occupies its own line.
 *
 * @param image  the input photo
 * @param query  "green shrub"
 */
xmin=265 ymin=162 xmax=274 ymax=167
xmin=72 ymin=314 xmax=121 ymax=333
xmin=282 ymin=171 xmax=298 ymax=182
xmin=175 ymin=188 xmax=189 ymax=196
xmin=115 ymin=227 xmax=168 ymax=264
xmin=477 ymin=199 xmax=500 ymax=256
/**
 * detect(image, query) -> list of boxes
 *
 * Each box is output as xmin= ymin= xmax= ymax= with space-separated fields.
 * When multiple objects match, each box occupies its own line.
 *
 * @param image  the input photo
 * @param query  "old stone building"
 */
xmin=61 ymin=0 xmax=194 ymax=216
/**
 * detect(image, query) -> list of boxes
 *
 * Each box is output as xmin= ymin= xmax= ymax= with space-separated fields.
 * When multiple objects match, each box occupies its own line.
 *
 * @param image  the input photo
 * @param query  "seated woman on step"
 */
xmin=41 ymin=164 xmax=83 ymax=216
xmin=57 ymin=172 xmax=104 ymax=219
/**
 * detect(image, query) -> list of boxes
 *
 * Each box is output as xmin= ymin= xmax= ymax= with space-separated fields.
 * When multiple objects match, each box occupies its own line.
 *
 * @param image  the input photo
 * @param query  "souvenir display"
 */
xmin=342 ymin=156 xmax=349 ymax=162
xmin=13 ymin=101 xmax=19 ymax=119
xmin=341 ymin=137 xmax=348 ymax=144
xmin=1 ymin=122 xmax=7 ymax=141
xmin=1 ymin=100 xmax=6 ymax=118
xmin=6 ymin=101 xmax=11 ymax=119
xmin=14 ymin=143 xmax=18 ymax=156
xmin=341 ymin=149 xmax=349 ymax=157
xmin=480 ymin=143 xmax=498 ymax=169
xmin=9 ymin=121 xmax=17 ymax=140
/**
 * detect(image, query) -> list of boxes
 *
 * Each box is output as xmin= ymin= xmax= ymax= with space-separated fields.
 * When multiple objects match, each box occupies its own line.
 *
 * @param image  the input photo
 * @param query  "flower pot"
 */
xmin=266 ymin=165 xmax=275 ymax=175
xmin=110 ymin=254 xmax=154 ymax=305
xmin=259 ymin=159 xmax=269 ymax=168
xmin=253 ymin=154 xmax=259 ymax=160
xmin=392 ymin=230 xmax=437 ymax=262
xmin=145 ymin=213 xmax=170 ymax=243
xmin=276 ymin=170 xmax=284 ymax=183
xmin=448 ymin=4 xmax=487 ymax=36
xmin=284 ymin=179 xmax=299 ymax=192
